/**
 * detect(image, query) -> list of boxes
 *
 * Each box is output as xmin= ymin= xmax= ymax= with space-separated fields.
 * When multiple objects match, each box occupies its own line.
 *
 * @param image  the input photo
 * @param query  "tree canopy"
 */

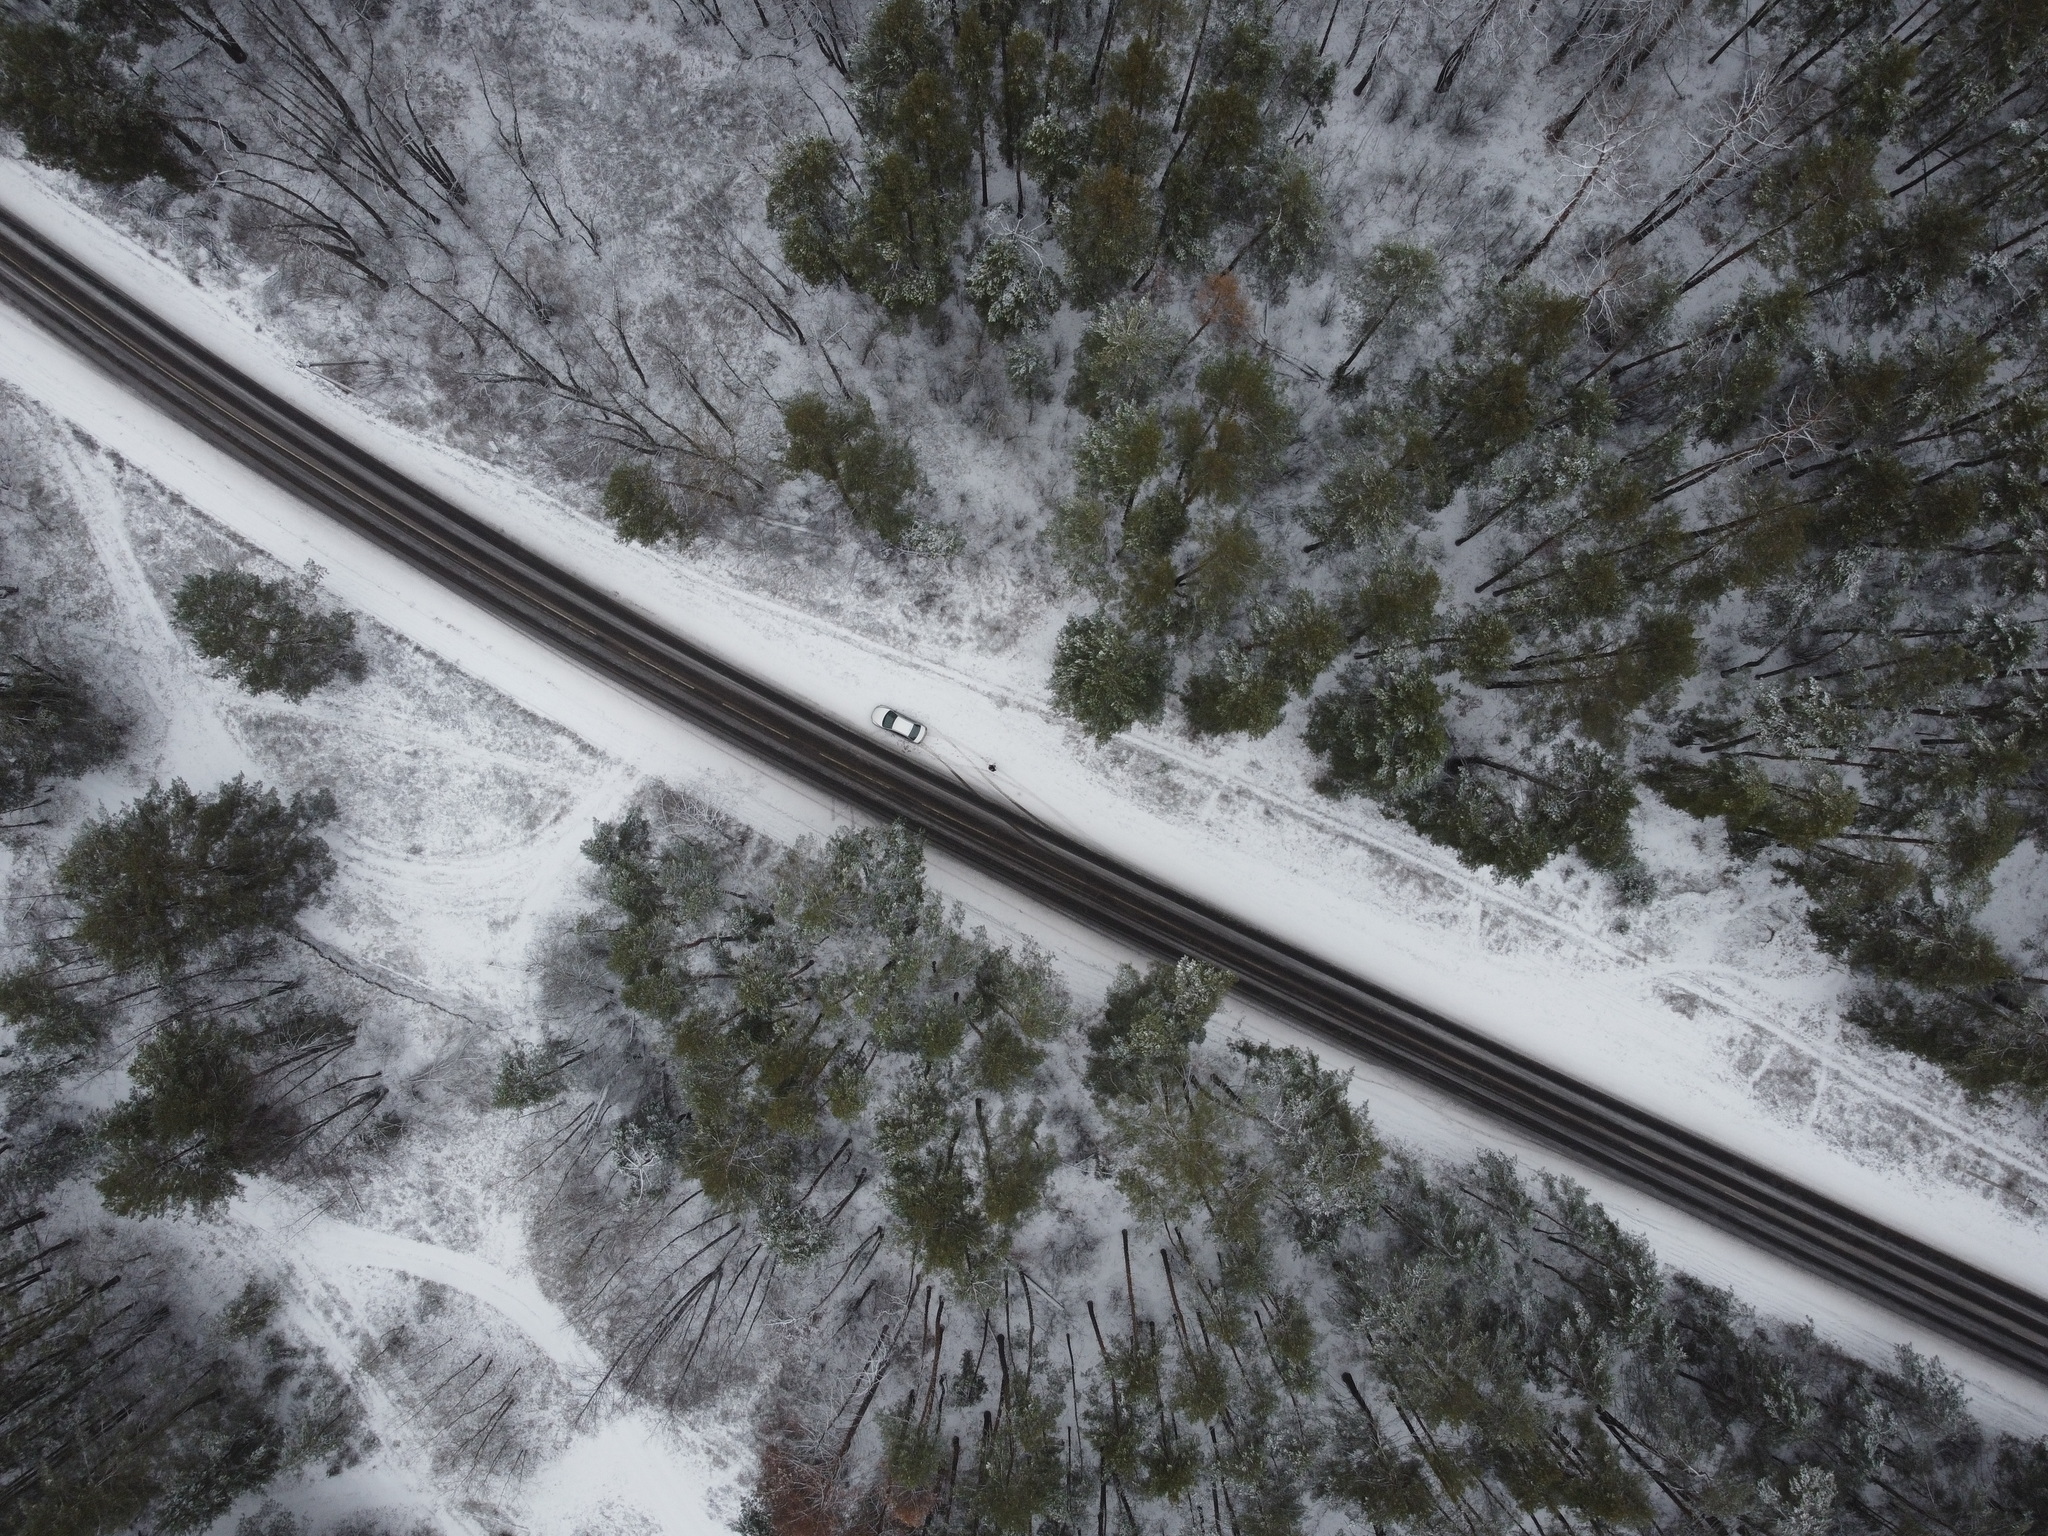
xmin=57 ymin=776 xmax=338 ymax=975
xmin=171 ymin=568 xmax=366 ymax=702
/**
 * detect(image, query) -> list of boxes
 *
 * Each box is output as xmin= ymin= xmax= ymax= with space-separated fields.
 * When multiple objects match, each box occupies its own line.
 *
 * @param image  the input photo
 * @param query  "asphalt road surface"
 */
xmin=4 ymin=202 xmax=2045 ymax=1382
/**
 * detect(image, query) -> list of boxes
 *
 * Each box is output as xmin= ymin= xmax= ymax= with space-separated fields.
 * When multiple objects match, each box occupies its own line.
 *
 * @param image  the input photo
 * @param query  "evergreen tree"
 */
xmin=171 ymin=567 xmax=366 ymax=702
xmin=843 ymin=0 xmax=975 ymax=313
xmin=600 ymin=461 xmax=698 ymax=546
xmin=1084 ymin=955 xmax=1233 ymax=1101
xmin=767 ymin=0 xmax=974 ymax=314
xmin=1332 ymin=241 xmax=1443 ymax=382
xmin=57 ymin=776 xmax=339 ymax=975
xmin=1175 ymin=349 xmax=1294 ymax=508
xmin=960 ymin=1356 xmax=1068 ymax=1533
xmin=1074 ymin=403 xmax=1166 ymax=511
xmin=1054 ymin=164 xmax=1158 ymax=305
xmin=1848 ymin=982 xmax=2048 ymax=1102
xmin=0 ymin=657 xmax=123 ymax=812
xmin=1156 ymin=18 xmax=1332 ymax=285
xmin=573 ymin=808 xmax=1076 ymax=1285
xmin=96 ymin=1018 xmax=271 ymax=1216
xmin=1643 ymin=756 xmax=1859 ymax=857
xmin=1302 ymin=448 xmax=1433 ymax=552
xmin=1182 ymin=656 xmax=1290 ymax=738
xmin=1401 ymin=743 xmax=1638 ymax=881
xmin=781 ymin=392 xmax=926 ymax=543
xmin=0 ymin=18 xmax=194 ymax=187
xmin=1049 ymin=610 xmax=1171 ymax=741
xmin=0 ymin=1222 xmax=362 ymax=1533
xmin=1341 ymin=560 xmax=1441 ymax=653
xmin=847 ymin=148 xmax=969 ymax=314
xmin=766 ymin=136 xmax=856 ymax=286
xmin=492 ymin=1034 xmax=584 ymax=1108
xmin=1304 ymin=666 xmax=1450 ymax=801
xmin=1066 ymin=300 xmax=1184 ymax=419
xmin=1491 ymin=609 xmax=1699 ymax=748
xmin=1792 ymin=853 xmax=2013 ymax=991
xmin=965 ymin=230 xmax=1061 ymax=339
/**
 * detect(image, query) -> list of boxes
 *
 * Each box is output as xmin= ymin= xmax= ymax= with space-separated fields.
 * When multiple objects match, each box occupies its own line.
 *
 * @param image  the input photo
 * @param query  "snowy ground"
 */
xmin=1 ymin=152 xmax=2047 ymax=1529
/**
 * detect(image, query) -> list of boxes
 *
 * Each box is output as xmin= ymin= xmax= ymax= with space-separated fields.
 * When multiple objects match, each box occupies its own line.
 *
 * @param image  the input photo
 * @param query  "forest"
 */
xmin=4 ymin=0 xmax=2048 ymax=1522
xmin=0 ymin=405 xmax=2043 ymax=1530
xmin=754 ymin=0 xmax=2048 ymax=1104
xmin=0 ymin=475 xmax=375 ymax=1532
xmin=517 ymin=793 xmax=2048 ymax=1536
xmin=2 ymin=0 xmax=2041 ymax=1103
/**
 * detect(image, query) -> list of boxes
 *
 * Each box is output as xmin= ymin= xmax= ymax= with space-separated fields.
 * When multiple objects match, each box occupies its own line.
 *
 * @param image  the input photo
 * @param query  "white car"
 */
xmin=871 ymin=705 xmax=928 ymax=745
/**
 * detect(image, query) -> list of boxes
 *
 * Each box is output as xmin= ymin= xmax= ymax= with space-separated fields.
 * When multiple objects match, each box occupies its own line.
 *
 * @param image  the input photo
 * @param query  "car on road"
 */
xmin=871 ymin=706 xmax=928 ymax=745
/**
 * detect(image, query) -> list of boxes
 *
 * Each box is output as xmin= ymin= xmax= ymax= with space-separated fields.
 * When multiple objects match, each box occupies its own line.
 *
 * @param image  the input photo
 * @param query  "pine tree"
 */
xmin=766 ymin=136 xmax=856 ymax=286
xmin=1490 ymin=610 xmax=1699 ymax=748
xmin=0 ymin=19 xmax=195 ymax=187
xmin=781 ymin=392 xmax=926 ymax=543
xmin=961 ymin=1356 xmax=1068 ymax=1534
xmin=95 ymin=1018 xmax=269 ymax=1217
xmin=171 ymin=567 xmax=366 ymax=702
xmin=1084 ymin=955 xmax=1233 ymax=1101
xmin=1066 ymin=300 xmax=1184 ymax=418
xmin=1255 ymin=591 xmax=1346 ymax=694
xmin=0 ymin=1220 xmax=362 ymax=1533
xmin=1304 ymin=666 xmax=1450 ymax=801
xmin=1791 ymin=853 xmax=2014 ymax=990
xmin=1399 ymin=743 xmax=1638 ymax=881
xmin=1154 ymin=18 xmax=1332 ymax=289
xmin=1177 ymin=351 xmax=1295 ymax=506
xmin=492 ymin=1035 xmax=584 ymax=1109
xmin=996 ymin=27 xmax=1047 ymax=210
xmin=1182 ymin=657 xmax=1290 ymax=738
xmin=1054 ymin=164 xmax=1159 ymax=305
xmin=57 ymin=777 xmax=339 ymax=975
xmin=1643 ymin=757 xmax=1859 ymax=856
xmin=1049 ymin=610 xmax=1171 ymax=741
xmin=1341 ymin=561 xmax=1441 ymax=654
xmin=878 ymin=1080 xmax=984 ymax=1272
xmin=847 ymin=148 xmax=969 ymax=314
xmin=965 ymin=231 xmax=1062 ymax=338
xmin=1848 ymin=982 xmax=2048 ymax=1102
xmin=842 ymin=0 xmax=975 ymax=313
xmin=600 ymin=460 xmax=698 ymax=546
xmin=1074 ymin=403 xmax=1166 ymax=510
xmin=1177 ymin=514 xmax=1270 ymax=636
xmin=0 ymin=657 xmax=123 ymax=812
xmin=1304 ymin=458 xmax=1421 ymax=554
xmin=1332 ymin=241 xmax=1442 ymax=382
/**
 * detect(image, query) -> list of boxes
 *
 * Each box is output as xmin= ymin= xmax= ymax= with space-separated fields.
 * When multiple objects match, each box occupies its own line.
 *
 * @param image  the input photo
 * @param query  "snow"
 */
xmin=3 ymin=151 xmax=2048 ymax=1489
xmin=279 ymin=1209 xmax=602 ymax=1378
xmin=220 ymin=1184 xmax=743 ymax=1535
xmin=262 ymin=1191 xmax=746 ymax=1533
